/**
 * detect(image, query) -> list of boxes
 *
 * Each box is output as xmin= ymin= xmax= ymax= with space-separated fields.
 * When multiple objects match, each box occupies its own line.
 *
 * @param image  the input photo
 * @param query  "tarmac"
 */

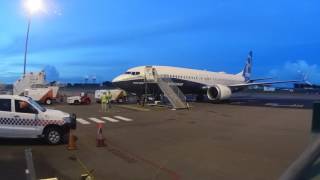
xmin=1 ymin=93 xmax=320 ymax=180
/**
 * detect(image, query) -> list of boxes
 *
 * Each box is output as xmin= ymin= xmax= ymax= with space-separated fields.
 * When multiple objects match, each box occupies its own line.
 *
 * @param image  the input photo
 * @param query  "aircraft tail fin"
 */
xmin=240 ymin=51 xmax=253 ymax=82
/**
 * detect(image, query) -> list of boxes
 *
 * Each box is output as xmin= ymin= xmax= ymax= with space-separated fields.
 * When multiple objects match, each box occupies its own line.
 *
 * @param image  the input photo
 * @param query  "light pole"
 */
xmin=23 ymin=0 xmax=44 ymax=75
xmin=24 ymin=19 xmax=31 ymax=75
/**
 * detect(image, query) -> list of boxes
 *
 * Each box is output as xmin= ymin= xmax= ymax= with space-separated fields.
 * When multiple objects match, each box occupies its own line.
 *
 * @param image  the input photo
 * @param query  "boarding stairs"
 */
xmin=144 ymin=66 xmax=188 ymax=109
xmin=13 ymin=71 xmax=46 ymax=95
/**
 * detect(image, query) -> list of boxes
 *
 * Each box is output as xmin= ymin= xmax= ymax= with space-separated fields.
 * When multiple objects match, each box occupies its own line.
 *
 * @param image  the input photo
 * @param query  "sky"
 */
xmin=0 ymin=0 xmax=320 ymax=83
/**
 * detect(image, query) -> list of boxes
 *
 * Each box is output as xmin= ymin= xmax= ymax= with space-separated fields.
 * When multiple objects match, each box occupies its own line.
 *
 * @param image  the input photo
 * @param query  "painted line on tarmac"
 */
xmin=265 ymin=103 xmax=279 ymax=107
xmin=102 ymin=117 xmax=119 ymax=123
xmin=265 ymin=103 xmax=304 ymax=108
xmin=117 ymin=105 xmax=150 ymax=111
xmin=230 ymin=102 xmax=245 ymax=105
xmin=76 ymin=118 xmax=91 ymax=125
xmin=88 ymin=118 xmax=105 ymax=123
xmin=114 ymin=116 xmax=133 ymax=122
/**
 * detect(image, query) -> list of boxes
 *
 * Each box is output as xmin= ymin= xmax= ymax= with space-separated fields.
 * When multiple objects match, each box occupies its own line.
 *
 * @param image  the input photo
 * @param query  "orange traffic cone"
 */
xmin=67 ymin=130 xmax=78 ymax=150
xmin=96 ymin=123 xmax=106 ymax=147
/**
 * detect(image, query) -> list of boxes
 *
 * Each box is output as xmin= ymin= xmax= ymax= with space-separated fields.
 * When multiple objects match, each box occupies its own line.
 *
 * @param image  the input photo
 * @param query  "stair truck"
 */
xmin=13 ymin=71 xmax=60 ymax=105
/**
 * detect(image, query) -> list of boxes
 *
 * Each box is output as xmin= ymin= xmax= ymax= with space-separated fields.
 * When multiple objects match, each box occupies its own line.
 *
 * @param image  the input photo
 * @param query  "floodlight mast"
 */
xmin=23 ymin=0 xmax=44 ymax=75
xmin=23 ymin=19 xmax=31 ymax=75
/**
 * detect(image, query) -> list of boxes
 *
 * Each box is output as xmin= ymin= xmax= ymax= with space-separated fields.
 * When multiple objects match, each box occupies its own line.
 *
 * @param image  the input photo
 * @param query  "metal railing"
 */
xmin=152 ymin=69 xmax=188 ymax=109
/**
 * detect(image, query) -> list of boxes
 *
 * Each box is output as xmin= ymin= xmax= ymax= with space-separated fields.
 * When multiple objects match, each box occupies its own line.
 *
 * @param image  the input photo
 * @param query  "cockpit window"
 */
xmin=125 ymin=71 xmax=140 ymax=75
xmin=126 ymin=72 xmax=140 ymax=75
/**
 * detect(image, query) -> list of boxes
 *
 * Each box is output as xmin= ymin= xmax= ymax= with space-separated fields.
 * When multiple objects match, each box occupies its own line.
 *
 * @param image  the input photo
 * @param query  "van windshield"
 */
xmin=28 ymin=99 xmax=46 ymax=112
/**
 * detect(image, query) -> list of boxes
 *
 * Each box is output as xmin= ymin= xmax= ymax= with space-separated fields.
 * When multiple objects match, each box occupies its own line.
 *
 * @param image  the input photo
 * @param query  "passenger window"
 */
xmin=136 ymin=72 xmax=140 ymax=75
xmin=15 ymin=100 xmax=38 ymax=114
xmin=0 ymin=99 xmax=11 ymax=112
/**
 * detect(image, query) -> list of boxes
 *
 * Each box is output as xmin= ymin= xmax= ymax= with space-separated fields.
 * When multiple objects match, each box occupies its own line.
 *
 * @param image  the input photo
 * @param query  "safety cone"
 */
xmin=96 ymin=123 xmax=106 ymax=147
xmin=67 ymin=130 xmax=78 ymax=150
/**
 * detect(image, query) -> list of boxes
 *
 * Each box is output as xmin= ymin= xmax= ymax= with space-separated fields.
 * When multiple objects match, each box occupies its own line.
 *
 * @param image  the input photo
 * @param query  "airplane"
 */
xmin=112 ymin=51 xmax=299 ymax=102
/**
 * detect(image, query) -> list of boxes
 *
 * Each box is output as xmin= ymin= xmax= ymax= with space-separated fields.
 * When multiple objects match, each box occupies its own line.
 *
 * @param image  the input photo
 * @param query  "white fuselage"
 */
xmin=112 ymin=66 xmax=246 ymax=100
xmin=111 ymin=52 xmax=295 ymax=101
xmin=113 ymin=66 xmax=245 ymax=86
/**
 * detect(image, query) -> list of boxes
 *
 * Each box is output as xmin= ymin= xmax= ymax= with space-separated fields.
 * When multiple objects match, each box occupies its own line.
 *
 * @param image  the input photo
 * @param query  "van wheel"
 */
xmin=74 ymin=100 xmax=80 ymax=105
xmin=45 ymin=127 xmax=62 ymax=145
xmin=45 ymin=98 xmax=52 ymax=105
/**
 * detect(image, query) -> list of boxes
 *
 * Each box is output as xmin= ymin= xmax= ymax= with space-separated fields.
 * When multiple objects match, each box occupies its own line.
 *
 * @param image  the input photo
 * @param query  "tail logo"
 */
xmin=243 ymin=51 xmax=252 ymax=82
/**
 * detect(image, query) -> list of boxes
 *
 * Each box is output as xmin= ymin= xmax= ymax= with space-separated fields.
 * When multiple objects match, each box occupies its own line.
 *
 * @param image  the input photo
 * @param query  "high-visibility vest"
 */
xmin=101 ymin=94 xmax=107 ymax=103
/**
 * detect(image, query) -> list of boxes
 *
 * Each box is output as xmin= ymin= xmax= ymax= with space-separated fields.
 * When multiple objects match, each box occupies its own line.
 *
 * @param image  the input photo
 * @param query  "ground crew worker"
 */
xmin=106 ymin=91 xmax=112 ymax=111
xmin=101 ymin=92 xmax=107 ymax=112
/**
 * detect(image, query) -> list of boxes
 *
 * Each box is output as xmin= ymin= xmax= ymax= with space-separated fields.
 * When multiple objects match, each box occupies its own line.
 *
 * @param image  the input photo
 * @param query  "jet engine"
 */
xmin=207 ymin=84 xmax=232 ymax=101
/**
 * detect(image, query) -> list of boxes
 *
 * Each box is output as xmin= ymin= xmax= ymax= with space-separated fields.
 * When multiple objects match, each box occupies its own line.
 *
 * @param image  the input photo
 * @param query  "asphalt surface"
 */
xmin=1 ymin=94 xmax=320 ymax=180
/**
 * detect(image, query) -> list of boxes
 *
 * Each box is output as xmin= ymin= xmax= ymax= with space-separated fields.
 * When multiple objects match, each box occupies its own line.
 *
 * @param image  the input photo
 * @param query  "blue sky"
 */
xmin=0 ymin=0 xmax=320 ymax=83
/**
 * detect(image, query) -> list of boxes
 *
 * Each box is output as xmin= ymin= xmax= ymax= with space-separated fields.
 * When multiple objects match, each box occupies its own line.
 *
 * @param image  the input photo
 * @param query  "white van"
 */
xmin=95 ymin=89 xmax=127 ymax=103
xmin=0 ymin=95 xmax=76 ymax=144
xmin=13 ymin=71 xmax=60 ymax=105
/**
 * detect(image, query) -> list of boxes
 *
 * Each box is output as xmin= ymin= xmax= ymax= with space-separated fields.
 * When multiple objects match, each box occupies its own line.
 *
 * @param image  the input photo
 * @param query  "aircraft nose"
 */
xmin=112 ymin=75 xmax=127 ymax=89
xmin=112 ymin=75 xmax=121 ymax=83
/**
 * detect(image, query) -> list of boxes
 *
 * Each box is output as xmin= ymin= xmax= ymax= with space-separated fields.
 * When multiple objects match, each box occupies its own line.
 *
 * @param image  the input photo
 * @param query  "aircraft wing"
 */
xmin=248 ymin=77 xmax=273 ymax=82
xmin=229 ymin=80 xmax=300 ymax=88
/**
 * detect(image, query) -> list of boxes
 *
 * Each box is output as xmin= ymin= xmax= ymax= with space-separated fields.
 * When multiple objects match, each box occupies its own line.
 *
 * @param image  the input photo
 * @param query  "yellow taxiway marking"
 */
xmin=116 ymin=105 xmax=150 ymax=111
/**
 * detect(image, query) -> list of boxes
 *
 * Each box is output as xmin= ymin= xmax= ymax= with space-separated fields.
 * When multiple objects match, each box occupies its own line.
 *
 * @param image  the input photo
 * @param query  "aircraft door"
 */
xmin=145 ymin=66 xmax=156 ymax=81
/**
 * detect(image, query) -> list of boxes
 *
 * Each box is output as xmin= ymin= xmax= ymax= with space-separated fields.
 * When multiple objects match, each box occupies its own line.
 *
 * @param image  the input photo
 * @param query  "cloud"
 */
xmin=0 ymin=16 xmax=217 ymax=57
xmin=269 ymin=60 xmax=320 ymax=84
xmin=0 ymin=71 xmax=21 ymax=84
xmin=43 ymin=65 xmax=60 ymax=82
